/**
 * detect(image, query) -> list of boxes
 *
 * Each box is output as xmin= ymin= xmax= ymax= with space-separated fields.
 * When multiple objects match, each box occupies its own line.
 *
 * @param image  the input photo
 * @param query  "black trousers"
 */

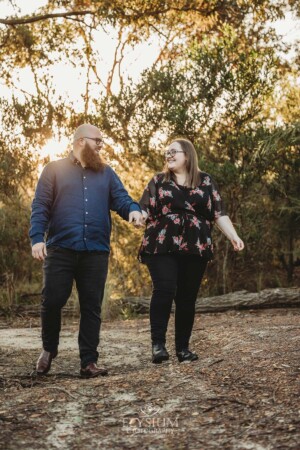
xmin=144 ymin=253 xmax=207 ymax=351
xmin=41 ymin=247 xmax=109 ymax=368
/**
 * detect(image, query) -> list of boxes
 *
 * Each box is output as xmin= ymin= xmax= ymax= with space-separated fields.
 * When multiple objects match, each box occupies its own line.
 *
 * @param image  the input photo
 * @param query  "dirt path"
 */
xmin=0 ymin=309 xmax=300 ymax=450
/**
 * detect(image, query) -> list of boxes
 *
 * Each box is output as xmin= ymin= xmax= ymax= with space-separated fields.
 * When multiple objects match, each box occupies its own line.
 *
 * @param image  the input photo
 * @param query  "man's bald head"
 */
xmin=73 ymin=124 xmax=102 ymax=143
xmin=72 ymin=123 xmax=105 ymax=171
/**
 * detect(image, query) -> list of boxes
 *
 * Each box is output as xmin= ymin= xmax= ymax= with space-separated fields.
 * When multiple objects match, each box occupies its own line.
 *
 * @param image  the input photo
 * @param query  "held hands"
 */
xmin=32 ymin=242 xmax=47 ymax=261
xmin=32 ymin=212 xmax=147 ymax=259
xmin=230 ymin=236 xmax=244 ymax=251
xmin=129 ymin=211 xmax=146 ymax=228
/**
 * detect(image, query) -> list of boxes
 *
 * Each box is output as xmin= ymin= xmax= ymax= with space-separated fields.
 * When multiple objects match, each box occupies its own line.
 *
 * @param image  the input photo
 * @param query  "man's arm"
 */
xmin=109 ymin=169 xmax=143 ymax=225
xmin=29 ymin=163 xmax=55 ymax=260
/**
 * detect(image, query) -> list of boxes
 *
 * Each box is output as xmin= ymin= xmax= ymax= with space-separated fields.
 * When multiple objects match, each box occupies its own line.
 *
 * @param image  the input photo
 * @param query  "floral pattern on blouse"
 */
xmin=138 ymin=172 xmax=227 ymax=262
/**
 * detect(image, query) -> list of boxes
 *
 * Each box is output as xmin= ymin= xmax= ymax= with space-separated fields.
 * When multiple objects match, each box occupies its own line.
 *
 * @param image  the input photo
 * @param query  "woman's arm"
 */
xmin=139 ymin=176 xmax=158 ymax=224
xmin=215 ymin=216 xmax=244 ymax=251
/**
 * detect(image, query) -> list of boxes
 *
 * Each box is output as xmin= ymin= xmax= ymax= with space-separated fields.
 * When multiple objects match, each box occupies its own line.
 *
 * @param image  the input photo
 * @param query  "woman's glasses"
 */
xmin=164 ymin=149 xmax=185 ymax=158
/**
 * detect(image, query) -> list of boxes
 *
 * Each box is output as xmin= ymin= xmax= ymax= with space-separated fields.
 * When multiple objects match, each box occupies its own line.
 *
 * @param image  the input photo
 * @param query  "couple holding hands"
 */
xmin=30 ymin=123 xmax=244 ymax=378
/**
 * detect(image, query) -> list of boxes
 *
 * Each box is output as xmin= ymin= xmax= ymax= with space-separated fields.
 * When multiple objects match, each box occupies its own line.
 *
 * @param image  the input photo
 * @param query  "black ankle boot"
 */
xmin=176 ymin=348 xmax=198 ymax=363
xmin=152 ymin=343 xmax=169 ymax=364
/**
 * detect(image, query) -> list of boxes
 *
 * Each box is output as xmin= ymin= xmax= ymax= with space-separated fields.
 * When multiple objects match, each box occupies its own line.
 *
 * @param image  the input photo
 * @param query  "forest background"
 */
xmin=0 ymin=0 xmax=299 ymax=317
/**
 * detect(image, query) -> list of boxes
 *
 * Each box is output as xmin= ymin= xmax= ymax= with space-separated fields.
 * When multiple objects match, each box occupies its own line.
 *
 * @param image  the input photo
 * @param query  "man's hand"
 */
xmin=129 ymin=211 xmax=144 ymax=228
xmin=32 ymin=242 xmax=47 ymax=261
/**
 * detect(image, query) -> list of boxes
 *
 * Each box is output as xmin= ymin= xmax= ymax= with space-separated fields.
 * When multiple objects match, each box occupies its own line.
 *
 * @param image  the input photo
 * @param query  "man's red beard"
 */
xmin=81 ymin=142 xmax=105 ymax=172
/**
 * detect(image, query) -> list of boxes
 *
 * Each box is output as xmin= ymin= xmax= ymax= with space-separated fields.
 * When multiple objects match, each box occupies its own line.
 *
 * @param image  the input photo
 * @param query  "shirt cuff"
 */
xmin=129 ymin=203 xmax=141 ymax=213
xmin=31 ymin=234 xmax=45 ymax=246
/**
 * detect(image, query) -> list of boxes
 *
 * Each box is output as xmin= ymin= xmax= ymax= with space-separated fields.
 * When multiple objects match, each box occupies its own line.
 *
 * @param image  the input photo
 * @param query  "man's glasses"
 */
xmin=164 ymin=149 xmax=185 ymax=158
xmin=82 ymin=137 xmax=104 ymax=146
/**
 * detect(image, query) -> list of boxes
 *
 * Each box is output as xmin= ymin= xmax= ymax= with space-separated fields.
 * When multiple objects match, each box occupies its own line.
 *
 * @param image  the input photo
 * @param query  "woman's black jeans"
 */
xmin=41 ymin=247 xmax=109 ymax=368
xmin=144 ymin=253 xmax=207 ymax=351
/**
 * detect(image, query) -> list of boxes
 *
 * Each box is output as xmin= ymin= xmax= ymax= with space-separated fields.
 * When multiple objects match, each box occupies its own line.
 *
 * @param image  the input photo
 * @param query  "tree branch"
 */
xmin=0 ymin=10 xmax=95 ymax=26
xmin=0 ymin=4 xmax=223 ymax=26
xmin=77 ymin=21 xmax=107 ymax=93
xmin=106 ymin=26 xmax=125 ymax=95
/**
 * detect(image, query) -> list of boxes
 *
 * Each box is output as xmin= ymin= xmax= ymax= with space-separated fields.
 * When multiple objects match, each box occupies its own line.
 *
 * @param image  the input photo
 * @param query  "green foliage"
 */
xmin=0 ymin=197 xmax=35 ymax=280
xmin=0 ymin=0 xmax=299 ymax=313
xmin=98 ymin=25 xmax=278 ymax=162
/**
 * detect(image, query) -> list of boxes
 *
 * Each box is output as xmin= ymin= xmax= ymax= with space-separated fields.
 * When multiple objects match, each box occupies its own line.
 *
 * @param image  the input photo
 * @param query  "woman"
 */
xmin=138 ymin=138 xmax=244 ymax=364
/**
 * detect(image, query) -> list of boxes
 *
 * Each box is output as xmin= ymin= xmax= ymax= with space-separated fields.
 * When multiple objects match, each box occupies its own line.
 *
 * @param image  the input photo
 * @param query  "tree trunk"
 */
xmin=122 ymin=287 xmax=300 ymax=314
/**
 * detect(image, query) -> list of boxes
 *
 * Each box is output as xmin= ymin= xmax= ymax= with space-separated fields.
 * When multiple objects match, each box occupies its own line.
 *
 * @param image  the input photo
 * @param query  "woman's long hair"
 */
xmin=163 ymin=138 xmax=200 ymax=188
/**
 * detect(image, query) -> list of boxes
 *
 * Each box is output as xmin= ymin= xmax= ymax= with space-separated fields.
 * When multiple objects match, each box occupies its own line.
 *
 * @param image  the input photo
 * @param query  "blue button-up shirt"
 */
xmin=29 ymin=152 xmax=141 ymax=252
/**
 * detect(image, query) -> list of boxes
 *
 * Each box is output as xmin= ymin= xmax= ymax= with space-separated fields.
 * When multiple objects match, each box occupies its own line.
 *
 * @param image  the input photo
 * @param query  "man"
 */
xmin=30 ymin=124 xmax=143 ymax=378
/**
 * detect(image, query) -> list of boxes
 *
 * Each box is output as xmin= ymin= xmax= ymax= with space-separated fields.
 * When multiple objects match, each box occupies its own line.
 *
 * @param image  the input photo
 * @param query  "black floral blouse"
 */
xmin=138 ymin=172 xmax=227 ymax=262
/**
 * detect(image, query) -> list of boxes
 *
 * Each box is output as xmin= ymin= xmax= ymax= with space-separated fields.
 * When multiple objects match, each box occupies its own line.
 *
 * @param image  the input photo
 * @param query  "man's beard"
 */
xmin=81 ymin=142 xmax=105 ymax=172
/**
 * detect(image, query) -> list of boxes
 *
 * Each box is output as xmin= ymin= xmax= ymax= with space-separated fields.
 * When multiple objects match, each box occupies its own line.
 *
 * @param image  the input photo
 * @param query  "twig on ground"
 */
xmin=44 ymin=386 xmax=79 ymax=400
xmin=207 ymin=358 xmax=224 ymax=367
xmin=201 ymin=403 xmax=225 ymax=413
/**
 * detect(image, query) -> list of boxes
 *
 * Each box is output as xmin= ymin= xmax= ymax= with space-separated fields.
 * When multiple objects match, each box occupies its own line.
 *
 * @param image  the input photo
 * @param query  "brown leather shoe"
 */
xmin=36 ymin=349 xmax=58 ymax=374
xmin=80 ymin=362 xmax=108 ymax=378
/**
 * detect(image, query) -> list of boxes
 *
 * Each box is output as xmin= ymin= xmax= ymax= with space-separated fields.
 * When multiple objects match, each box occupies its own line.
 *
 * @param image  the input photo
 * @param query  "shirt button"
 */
xmin=85 ymin=187 xmax=87 ymax=190
xmin=85 ymin=224 xmax=88 ymax=227
xmin=85 ymin=199 xmax=88 ymax=202
xmin=86 ymin=212 xmax=88 ymax=214
xmin=83 ymin=176 xmax=86 ymax=179
xmin=84 ymin=238 xmax=87 ymax=240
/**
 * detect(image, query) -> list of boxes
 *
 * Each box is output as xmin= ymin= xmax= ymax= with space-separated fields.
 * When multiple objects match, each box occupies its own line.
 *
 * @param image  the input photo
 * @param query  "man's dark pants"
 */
xmin=41 ymin=247 xmax=109 ymax=368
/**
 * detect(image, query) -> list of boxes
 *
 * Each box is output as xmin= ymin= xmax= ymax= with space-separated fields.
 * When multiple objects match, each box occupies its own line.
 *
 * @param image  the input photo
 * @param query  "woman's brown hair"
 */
xmin=163 ymin=138 xmax=200 ymax=188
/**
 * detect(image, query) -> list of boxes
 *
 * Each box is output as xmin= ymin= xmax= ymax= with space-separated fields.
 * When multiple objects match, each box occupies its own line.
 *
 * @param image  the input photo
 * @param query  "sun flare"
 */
xmin=39 ymin=137 xmax=70 ymax=161
xmin=37 ymin=137 xmax=70 ymax=177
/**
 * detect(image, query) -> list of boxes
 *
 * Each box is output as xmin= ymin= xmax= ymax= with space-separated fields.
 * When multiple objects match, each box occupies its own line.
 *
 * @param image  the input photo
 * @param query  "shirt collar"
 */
xmin=69 ymin=151 xmax=82 ymax=167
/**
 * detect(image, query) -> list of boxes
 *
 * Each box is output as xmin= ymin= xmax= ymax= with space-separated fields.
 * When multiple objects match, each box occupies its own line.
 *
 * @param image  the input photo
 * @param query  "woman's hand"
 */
xmin=231 ymin=236 xmax=244 ymax=251
xmin=215 ymin=216 xmax=245 ymax=251
xmin=139 ymin=210 xmax=148 ymax=227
